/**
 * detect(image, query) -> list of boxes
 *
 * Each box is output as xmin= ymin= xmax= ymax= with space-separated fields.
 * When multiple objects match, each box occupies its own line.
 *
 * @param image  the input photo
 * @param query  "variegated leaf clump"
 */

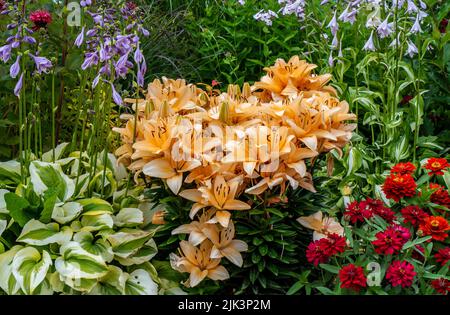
xmin=113 ymin=56 xmax=356 ymax=287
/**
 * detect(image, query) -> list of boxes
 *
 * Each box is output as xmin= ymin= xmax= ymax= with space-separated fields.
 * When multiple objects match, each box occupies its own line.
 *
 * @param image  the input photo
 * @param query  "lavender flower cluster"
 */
xmin=75 ymin=0 xmax=149 ymax=106
xmin=245 ymin=0 xmax=429 ymax=62
xmin=0 ymin=1 xmax=53 ymax=97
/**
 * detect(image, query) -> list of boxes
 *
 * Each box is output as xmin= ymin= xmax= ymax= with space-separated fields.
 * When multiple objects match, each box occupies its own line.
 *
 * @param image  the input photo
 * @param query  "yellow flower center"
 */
xmin=431 ymin=162 xmax=441 ymax=168
xmin=431 ymin=220 xmax=440 ymax=227
xmin=393 ymin=177 xmax=404 ymax=183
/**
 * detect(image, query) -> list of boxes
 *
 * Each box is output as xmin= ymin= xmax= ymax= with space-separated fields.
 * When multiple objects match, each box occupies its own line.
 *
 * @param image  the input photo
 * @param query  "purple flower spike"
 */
xmin=12 ymin=41 xmax=20 ymax=49
xmin=23 ymin=36 xmax=37 ymax=45
xmin=0 ymin=44 xmax=12 ymax=62
xmin=92 ymin=74 xmax=101 ymax=89
xmin=29 ymin=54 xmax=53 ymax=74
xmin=327 ymin=12 xmax=338 ymax=36
xmin=14 ymin=73 xmax=24 ymax=97
xmin=410 ymin=15 xmax=422 ymax=34
xmin=75 ymin=26 xmax=85 ymax=47
xmin=134 ymin=46 xmax=143 ymax=63
xmin=10 ymin=55 xmax=20 ymax=78
xmin=377 ymin=16 xmax=393 ymax=39
xmin=111 ymin=83 xmax=123 ymax=106
xmin=363 ymin=31 xmax=376 ymax=52
xmin=81 ymin=51 xmax=99 ymax=70
xmin=405 ymin=40 xmax=418 ymax=58
xmin=86 ymin=29 xmax=98 ymax=37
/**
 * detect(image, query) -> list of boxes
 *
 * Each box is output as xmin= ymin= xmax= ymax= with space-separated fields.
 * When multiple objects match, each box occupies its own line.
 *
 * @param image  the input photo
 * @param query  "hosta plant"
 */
xmin=0 ymin=144 xmax=183 ymax=295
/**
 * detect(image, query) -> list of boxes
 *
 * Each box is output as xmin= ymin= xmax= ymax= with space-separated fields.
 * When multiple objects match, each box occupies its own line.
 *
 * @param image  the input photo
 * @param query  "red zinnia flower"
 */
xmin=344 ymin=200 xmax=373 ymax=224
xmin=321 ymin=233 xmax=347 ymax=256
xmin=391 ymin=162 xmax=416 ymax=175
xmin=382 ymin=173 xmax=417 ymax=202
xmin=401 ymin=205 xmax=429 ymax=227
xmin=430 ymin=183 xmax=450 ymax=210
xmin=306 ymin=239 xmax=329 ymax=266
xmin=435 ymin=247 xmax=450 ymax=267
xmin=431 ymin=278 xmax=450 ymax=295
xmin=418 ymin=216 xmax=450 ymax=242
xmin=386 ymin=261 xmax=416 ymax=288
xmin=306 ymin=234 xmax=347 ymax=266
xmin=424 ymin=158 xmax=450 ymax=176
xmin=29 ymin=10 xmax=52 ymax=30
xmin=372 ymin=225 xmax=410 ymax=255
xmin=361 ymin=198 xmax=395 ymax=223
xmin=338 ymin=264 xmax=367 ymax=292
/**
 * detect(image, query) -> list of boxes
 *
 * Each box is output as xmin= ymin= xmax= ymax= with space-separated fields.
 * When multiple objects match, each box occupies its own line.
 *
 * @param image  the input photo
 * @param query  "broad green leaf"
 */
xmin=29 ymin=161 xmax=75 ymax=202
xmin=0 ymin=160 xmax=21 ymax=185
xmin=74 ymin=231 xmax=114 ymax=263
xmin=41 ymin=143 xmax=69 ymax=163
xmin=52 ymin=202 xmax=83 ymax=224
xmin=55 ymin=241 xmax=109 ymax=280
xmin=124 ymin=269 xmax=158 ymax=295
xmin=11 ymin=247 xmax=52 ymax=295
xmin=81 ymin=213 xmax=114 ymax=231
xmin=346 ymin=147 xmax=362 ymax=176
xmin=115 ymin=239 xmax=158 ymax=266
xmin=0 ymin=219 xmax=7 ymax=237
xmin=0 ymin=245 xmax=23 ymax=295
xmin=88 ymin=265 xmax=126 ymax=295
xmin=0 ymin=189 xmax=10 ymax=213
xmin=107 ymin=229 xmax=153 ymax=259
xmin=114 ymin=208 xmax=144 ymax=227
xmin=4 ymin=193 xmax=33 ymax=227
xmin=17 ymin=220 xmax=72 ymax=246
xmin=39 ymin=189 xmax=59 ymax=224
xmin=78 ymin=198 xmax=113 ymax=215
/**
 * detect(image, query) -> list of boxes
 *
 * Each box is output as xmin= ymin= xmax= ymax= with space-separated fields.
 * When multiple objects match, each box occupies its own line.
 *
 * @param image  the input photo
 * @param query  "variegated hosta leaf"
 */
xmin=81 ymin=213 xmax=114 ymax=232
xmin=0 ymin=219 xmax=7 ymax=236
xmin=29 ymin=161 xmax=75 ymax=202
xmin=77 ymin=198 xmax=113 ymax=215
xmin=113 ymin=208 xmax=144 ymax=227
xmin=124 ymin=269 xmax=158 ymax=295
xmin=17 ymin=220 xmax=73 ymax=246
xmin=74 ymin=231 xmax=114 ymax=263
xmin=49 ymin=271 xmax=97 ymax=294
xmin=41 ymin=143 xmax=69 ymax=163
xmin=0 ymin=189 xmax=9 ymax=213
xmin=55 ymin=241 xmax=109 ymax=280
xmin=115 ymin=239 xmax=158 ymax=266
xmin=88 ymin=170 xmax=117 ymax=199
xmin=0 ymin=160 xmax=21 ymax=186
xmin=0 ymin=245 xmax=23 ymax=295
xmin=52 ymin=202 xmax=83 ymax=224
xmin=11 ymin=247 xmax=52 ymax=295
xmin=107 ymin=229 xmax=153 ymax=259
xmin=108 ymin=153 xmax=128 ymax=181
xmin=88 ymin=265 xmax=127 ymax=295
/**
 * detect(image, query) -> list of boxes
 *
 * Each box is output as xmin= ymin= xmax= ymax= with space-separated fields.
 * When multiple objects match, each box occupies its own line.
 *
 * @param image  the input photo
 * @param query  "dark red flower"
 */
xmin=372 ymin=225 xmax=410 ymax=255
xmin=391 ymin=162 xmax=416 ymax=175
xmin=338 ymin=264 xmax=367 ymax=292
xmin=126 ymin=1 xmax=137 ymax=11
xmin=321 ymin=233 xmax=347 ymax=256
xmin=440 ymin=18 xmax=448 ymax=34
xmin=424 ymin=158 xmax=450 ymax=176
xmin=305 ymin=234 xmax=347 ymax=266
xmin=306 ymin=239 xmax=329 ymax=266
xmin=344 ymin=200 xmax=373 ymax=224
xmin=431 ymin=278 xmax=449 ymax=295
xmin=361 ymin=198 xmax=395 ymax=223
xmin=418 ymin=216 xmax=450 ymax=242
xmin=382 ymin=173 xmax=417 ymax=202
xmin=401 ymin=205 xmax=429 ymax=227
xmin=29 ymin=10 xmax=52 ymax=30
xmin=411 ymin=245 xmax=425 ymax=262
xmin=435 ymin=247 xmax=450 ymax=267
xmin=430 ymin=183 xmax=450 ymax=210
xmin=0 ymin=0 xmax=6 ymax=12
xmin=400 ymin=95 xmax=413 ymax=105
xmin=386 ymin=261 xmax=416 ymax=288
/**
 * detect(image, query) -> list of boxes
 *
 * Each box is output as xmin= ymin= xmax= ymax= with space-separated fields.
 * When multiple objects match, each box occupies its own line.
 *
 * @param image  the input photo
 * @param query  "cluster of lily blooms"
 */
xmin=297 ymin=158 xmax=449 ymax=294
xmin=113 ymin=56 xmax=356 ymax=287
